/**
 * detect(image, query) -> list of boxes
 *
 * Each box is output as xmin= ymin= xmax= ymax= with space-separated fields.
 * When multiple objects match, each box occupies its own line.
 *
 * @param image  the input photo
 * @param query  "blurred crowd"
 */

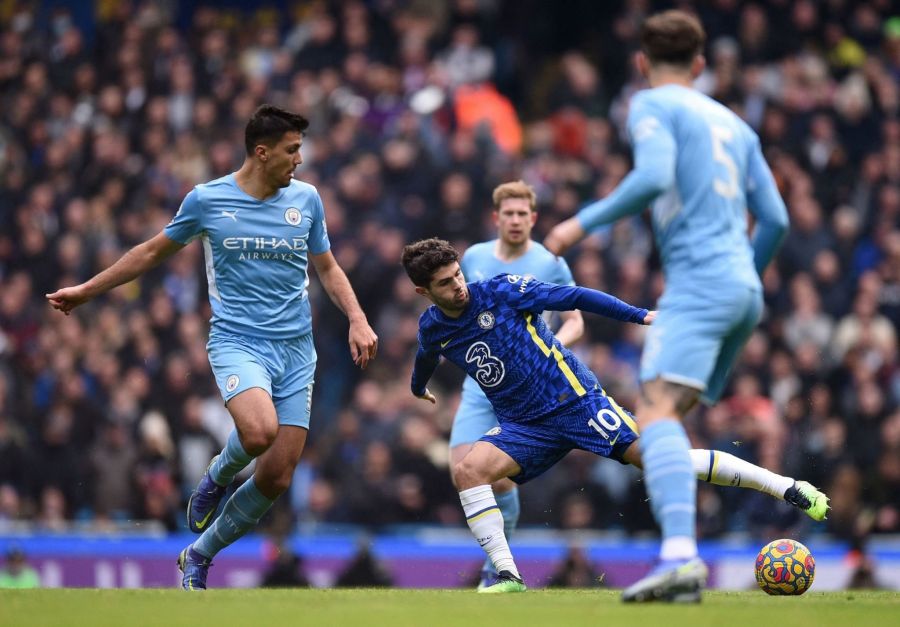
xmin=0 ymin=0 xmax=898 ymax=549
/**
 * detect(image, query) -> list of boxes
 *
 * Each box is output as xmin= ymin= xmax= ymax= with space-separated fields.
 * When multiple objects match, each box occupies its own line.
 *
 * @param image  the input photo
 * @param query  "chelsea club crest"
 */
xmin=477 ymin=311 xmax=495 ymax=330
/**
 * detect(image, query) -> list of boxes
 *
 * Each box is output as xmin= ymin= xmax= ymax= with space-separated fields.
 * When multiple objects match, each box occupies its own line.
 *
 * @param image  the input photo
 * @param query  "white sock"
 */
xmin=690 ymin=449 xmax=794 ymax=499
xmin=660 ymin=536 xmax=698 ymax=561
xmin=459 ymin=485 xmax=519 ymax=578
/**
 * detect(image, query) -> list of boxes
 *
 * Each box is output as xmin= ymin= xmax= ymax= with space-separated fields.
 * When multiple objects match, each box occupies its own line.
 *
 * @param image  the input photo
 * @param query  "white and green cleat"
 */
xmin=476 ymin=570 xmax=527 ymax=594
xmin=622 ymin=557 xmax=708 ymax=603
xmin=784 ymin=480 xmax=830 ymax=522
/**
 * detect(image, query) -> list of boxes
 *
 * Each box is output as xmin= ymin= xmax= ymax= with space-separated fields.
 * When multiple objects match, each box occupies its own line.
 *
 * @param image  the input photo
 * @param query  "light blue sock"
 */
xmin=640 ymin=420 xmax=697 ymax=560
xmin=209 ymin=429 xmax=254 ymax=486
xmin=193 ymin=477 xmax=274 ymax=559
xmin=482 ymin=487 xmax=520 ymax=575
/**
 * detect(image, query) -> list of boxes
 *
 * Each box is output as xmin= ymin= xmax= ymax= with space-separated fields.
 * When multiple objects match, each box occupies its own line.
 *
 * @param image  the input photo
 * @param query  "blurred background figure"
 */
xmin=547 ymin=546 xmax=603 ymax=588
xmin=0 ymin=547 xmax=40 ymax=589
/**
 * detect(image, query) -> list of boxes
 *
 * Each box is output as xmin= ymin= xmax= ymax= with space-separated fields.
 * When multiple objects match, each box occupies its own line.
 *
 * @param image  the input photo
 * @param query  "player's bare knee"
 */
xmin=240 ymin=423 xmax=278 ymax=456
xmin=492 ymin=477 xmax=516 ymax=495
xmin=637 ymin=379 xmax=699 ymax=422
xmin=453 ymin=459 xmax=487 ymax=491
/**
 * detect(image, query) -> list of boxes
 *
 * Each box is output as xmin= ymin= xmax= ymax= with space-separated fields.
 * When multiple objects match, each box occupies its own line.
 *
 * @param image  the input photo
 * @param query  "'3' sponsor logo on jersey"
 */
xmin=465 ymin=341 xmax=505 ymax=387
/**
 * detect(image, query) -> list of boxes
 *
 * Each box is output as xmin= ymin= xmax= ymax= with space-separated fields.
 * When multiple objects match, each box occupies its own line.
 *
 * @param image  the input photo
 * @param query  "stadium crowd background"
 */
xmin=0 ymin=0 xmax=897 ymax=557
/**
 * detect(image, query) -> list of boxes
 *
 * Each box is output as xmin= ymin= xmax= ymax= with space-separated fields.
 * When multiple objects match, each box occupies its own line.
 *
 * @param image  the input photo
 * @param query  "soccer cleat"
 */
xmin=784 ymin=481 xmax=829 ymax=522
xmin=622 ymin=557 xmax=708 ymax=603
xmin=476 ymin=569 xmax=501 ymax=591
xmin=187 ymin=455 xmax=227 ymax=533
xmin=177 ymin=546 xmax=212 ymax=591
xmin=476 ymin=570 xmax=526 ymax=593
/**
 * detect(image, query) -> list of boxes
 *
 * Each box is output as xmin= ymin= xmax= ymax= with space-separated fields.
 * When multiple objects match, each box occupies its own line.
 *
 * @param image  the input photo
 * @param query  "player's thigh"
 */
xmin=254 ymin=425 xmax=309 ymax=499
xmin=450 ymin=392 xmax=500 ymax=449
xmin=208 ymin=332 xmax=276 ymax=422
xmin=640 ymin=286 xmax=755 ymax=395
xmin=272 ymin=333 xmax=317 ymax=429
xmin=572 ymin=391 xmax=640 ymax=463
xmin=702 ymin=290 xmax=763 ymax=404
xmin=480 ymin=421 xmax=568 ymax=485
xmin=454 ymin=440 xmax=522 ymax=490
xmin=226 ymin=387 xmax=280 ymax=449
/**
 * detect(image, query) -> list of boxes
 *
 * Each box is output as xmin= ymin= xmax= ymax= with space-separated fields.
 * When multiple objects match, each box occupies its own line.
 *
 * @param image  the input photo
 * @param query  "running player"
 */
xmin=47 ymin=105 xmax=378 ymax=590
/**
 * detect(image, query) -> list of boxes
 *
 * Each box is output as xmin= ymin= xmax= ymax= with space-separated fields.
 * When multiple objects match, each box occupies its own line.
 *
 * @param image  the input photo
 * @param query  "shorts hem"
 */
xmin=643 ymin=373 xmax=707 ymax=391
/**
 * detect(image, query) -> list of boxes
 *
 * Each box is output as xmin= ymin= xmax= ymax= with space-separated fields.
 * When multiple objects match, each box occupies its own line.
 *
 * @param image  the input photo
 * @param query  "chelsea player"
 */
xmin=402 ymin=239 xmax=827 ymax=594
xmin=454 ymin=180 xmax=584 ymax=589
xmin=544 ymin=11 xmax=817 ymax=602
xmin=47 ymin=105 xmax=378 ymax=589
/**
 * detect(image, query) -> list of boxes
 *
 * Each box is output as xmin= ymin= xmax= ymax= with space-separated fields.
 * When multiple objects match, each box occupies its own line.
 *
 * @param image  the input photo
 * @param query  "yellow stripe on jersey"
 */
xmin=524 ymin=313 xmax=587 ymax=397
xmin=608 ymin=394 xmax=640 ymax=435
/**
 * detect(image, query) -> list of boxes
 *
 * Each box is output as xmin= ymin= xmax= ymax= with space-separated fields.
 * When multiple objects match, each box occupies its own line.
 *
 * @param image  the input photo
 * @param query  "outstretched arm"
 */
xmin=545 ymin=103 xmax=676 ymax=256
xmin=746 ymin=141 xmax=790 ymax=275
xmin=46 ymin=231 xmax=184 ymax=314
xmin=311 ymin=250 xmax=378 ymax=369
xmin=506 ymin=277 xmax=650 ymax=324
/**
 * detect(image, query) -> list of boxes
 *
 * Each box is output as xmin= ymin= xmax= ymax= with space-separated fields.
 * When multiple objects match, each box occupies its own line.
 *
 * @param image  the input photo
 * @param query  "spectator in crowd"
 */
xmin=0 ymin=547 xmax=40 ymax=589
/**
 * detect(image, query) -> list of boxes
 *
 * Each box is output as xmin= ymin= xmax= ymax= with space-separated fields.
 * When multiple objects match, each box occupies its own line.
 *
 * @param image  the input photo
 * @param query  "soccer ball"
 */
xmin=755 ymin=538 xmax=815 ymax=595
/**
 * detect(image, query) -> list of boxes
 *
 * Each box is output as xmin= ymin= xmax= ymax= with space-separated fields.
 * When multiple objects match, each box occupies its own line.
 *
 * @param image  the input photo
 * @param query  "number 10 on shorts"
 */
xmin=588 ymin=409 xmax=622 ymax=440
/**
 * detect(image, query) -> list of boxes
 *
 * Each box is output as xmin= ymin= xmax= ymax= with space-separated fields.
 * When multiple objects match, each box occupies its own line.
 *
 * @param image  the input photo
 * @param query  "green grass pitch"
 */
xmin=2 ymin=589 xmax=897 ymax=627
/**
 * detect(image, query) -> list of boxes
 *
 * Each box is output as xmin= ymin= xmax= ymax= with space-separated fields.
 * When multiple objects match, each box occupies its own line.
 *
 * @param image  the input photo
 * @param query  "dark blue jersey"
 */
xmin=411 ymin=275 xmax=647 ymax=423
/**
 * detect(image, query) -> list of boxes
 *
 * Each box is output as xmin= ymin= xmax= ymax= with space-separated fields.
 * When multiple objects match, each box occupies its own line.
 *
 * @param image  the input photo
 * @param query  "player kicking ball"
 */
xmin=401 ymin=238 xmax=827 ymax=598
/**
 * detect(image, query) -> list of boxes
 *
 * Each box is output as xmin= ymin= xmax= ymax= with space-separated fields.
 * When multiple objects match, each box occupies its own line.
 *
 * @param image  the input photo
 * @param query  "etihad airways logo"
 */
xmin=223 ymin=236 xmax=308 ymax=261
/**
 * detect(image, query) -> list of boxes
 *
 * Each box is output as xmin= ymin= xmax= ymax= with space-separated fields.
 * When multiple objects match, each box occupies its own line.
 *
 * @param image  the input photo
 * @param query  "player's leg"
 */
xmin=181 ymin=337 xmax=314 ymax=590
xmin=699 ymin=303 xmax=829 ymax=521
xmin=453 ymin=441 xmax=526 ymax=592
xmin=623 ymin=444 xmax=828 ymax=521
xmin=451 ymin=443 xmax=520 ymax=587
xmin=623 ymin=286 xmax=763 ymax=602
xmin=180 ymin=423 xmax=306 ymax=589
xmin=178 ymin=388 xmax=284 ymax=589
xmin=621 ymin=378 xmax=707 ymax=602
xmin=450 ymin=396 xmax=521 ymax=588
xmin=188 ymin=338 xmax=279 ymax=533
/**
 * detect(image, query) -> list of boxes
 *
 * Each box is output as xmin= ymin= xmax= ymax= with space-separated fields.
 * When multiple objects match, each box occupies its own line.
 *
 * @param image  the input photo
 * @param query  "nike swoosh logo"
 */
xmin=610 ymin=431 xmax=621 ymax=446
xmin=440 ymin=339 xmax=451 ymax=348
xmin=194 ymin=507 xmax=216 ymax=530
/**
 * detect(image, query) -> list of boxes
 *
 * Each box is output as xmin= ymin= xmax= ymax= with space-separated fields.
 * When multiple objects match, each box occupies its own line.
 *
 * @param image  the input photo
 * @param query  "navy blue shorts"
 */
xmin=481 ymin=388 xmax=639 ymax=484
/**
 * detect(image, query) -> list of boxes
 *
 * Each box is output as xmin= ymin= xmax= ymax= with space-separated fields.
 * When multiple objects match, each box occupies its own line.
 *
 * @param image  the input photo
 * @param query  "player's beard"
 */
xmin=437 ymin=289 xmax=468 ymax=313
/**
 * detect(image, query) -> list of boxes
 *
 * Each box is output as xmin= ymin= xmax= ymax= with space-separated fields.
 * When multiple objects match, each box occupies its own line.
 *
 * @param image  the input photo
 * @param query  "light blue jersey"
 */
xmin=578 ymin=84 xmax=788 ymax=290
xmin=164 ymin=174 xmax=330 ymax=340
xmin=574 ymin=84 xmax=789 ymax=401
xmin=451 ymin=241 xmax=575 ymax=447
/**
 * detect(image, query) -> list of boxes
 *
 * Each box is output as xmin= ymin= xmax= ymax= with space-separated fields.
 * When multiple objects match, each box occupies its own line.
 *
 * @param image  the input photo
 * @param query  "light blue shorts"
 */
xmin=450 ymin=386 xmax=499 ymax=448
xmin=207 ymin=330 xmax=316 ymax=429
xmin=640 ymin=282 xmax=763 ymax=404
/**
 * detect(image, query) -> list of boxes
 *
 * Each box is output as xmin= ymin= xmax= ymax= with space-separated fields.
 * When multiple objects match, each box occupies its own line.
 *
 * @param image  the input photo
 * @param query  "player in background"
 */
xmin=544 ymin=11 xmax=811 ymax=602
xmin=402 ymin=239 xmax=828 ymax=595
xmin=454 ymin=180 xmax=584 ymax=589
xmin=47 ymin=105 xmax=378 ymax=590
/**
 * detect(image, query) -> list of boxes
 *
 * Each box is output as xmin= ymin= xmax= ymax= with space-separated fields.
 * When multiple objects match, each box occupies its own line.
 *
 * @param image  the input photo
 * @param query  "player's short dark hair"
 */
xmin=244 ymin=105 xmax=309 ymax=155
xmin=401 ymin=238 xmax=459 ymax=287
xmin=640 ymin=10 xmax=706 ymax=67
